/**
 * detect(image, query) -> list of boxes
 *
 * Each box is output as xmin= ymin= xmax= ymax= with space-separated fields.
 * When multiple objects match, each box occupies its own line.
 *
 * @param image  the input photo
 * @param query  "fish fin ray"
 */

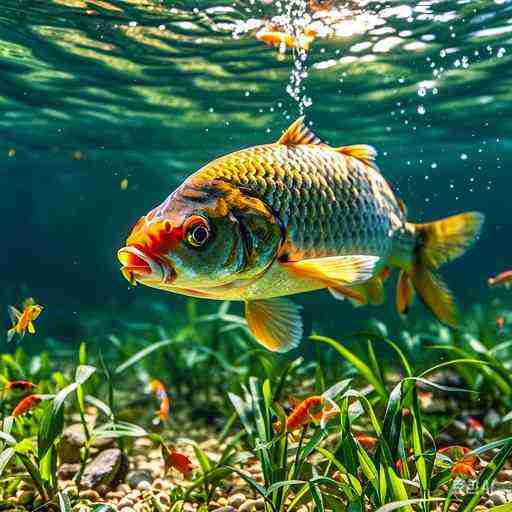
xmin=283 ymin=255 xmax=379 ymax=285
xmin=336 ymin=144 xmax=378 ymax=169
xmin=7 ymin=306 xmax=21 ymax=324
xmin=277 ymin=116 xmax=323 ymax=146
xmin=396 ymin=270 xmax=414 ymax=315
xmin=328 ymin=285 xmax=366 ymax=305
xmin=6 ymin=329 xmax=16 ymax=343
xmin=245 ymin=298 xmax=303 ymax=353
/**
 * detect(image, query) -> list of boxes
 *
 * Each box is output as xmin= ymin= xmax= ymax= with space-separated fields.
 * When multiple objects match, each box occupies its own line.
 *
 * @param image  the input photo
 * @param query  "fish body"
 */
xmin=12 ymin=394 xmax=42 ymax=417
xmin=6 ymin=299 xmax=43 ymax=343
xmin=150 ymin=379 xmax=170 ymax=421
xmin=118 ymin=117 xmax=484 ymax=352
xmin=5 ymin=380 xmax=36 ymax=392
xmin=256 ymin=27 xmax=316 ymax=51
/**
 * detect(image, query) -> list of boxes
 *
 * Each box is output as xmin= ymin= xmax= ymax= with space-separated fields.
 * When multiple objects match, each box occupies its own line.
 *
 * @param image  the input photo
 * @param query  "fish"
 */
xmin=488 ymin=270 xmax=512 ymax=288
xmin=309 ymin=0 xmax=335 ymax=12
xmin=6 ymin=298 xmax=43 ymax=343
xmin=117 ymin=117 xmax=485 ymax=353
xmin=4 ymin=380 xmax=36 ymax=392
xmin=161 ymin=444 xmax=193 ymax=477
xmin=355 ymin=434 xmax=378 ymax=450
xmin=150 ymin=379 xmax=170 ymax=421
xmin=256 ymin=26 xmax=317 ymax=51
xmin=11 ymin=395 xmax=42 ymax=417
xmin=438 ymin=445 xmax=478 ymax=479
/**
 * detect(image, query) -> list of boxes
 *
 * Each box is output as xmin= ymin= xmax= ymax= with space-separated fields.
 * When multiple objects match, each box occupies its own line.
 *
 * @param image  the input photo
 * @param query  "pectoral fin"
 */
xmin=245 ymin=298 xmax=303 ymax=353
xmin=396 ymin=270 xmax=415 ymax=315
xmin=283 ymin=255 xmax=379 ymax=286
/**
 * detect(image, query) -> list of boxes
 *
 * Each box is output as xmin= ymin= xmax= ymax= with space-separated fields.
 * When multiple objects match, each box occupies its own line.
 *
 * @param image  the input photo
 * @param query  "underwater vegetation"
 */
xmin=0 ymin=300 xmax=512 ymax=511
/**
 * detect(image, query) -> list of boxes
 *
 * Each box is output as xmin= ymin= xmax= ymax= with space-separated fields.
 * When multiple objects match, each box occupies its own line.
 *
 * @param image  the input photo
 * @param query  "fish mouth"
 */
xmin=117 ymin=246 xmax=175 ymax=286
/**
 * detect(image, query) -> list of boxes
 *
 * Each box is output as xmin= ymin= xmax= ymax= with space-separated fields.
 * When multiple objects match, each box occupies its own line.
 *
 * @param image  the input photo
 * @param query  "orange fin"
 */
xmin=245 ymin=298 xmax=303 ymax=353
xmin=277 ymin=116 xmax=323 ymax=146
xmin=396 ymin=270 xmax=414 ymax=315
xmin=328 ymin=285 xmax=366 ymax=306
xmin=283 ymin=255 xmax=379 ymax=286
xmin=336 ymin=145 xmax=378 ymax=169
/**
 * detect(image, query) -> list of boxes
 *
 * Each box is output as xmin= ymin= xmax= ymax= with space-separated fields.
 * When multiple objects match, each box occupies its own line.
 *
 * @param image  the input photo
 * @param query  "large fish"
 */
xmin=118 ymin=117 xmax=484 ymax=352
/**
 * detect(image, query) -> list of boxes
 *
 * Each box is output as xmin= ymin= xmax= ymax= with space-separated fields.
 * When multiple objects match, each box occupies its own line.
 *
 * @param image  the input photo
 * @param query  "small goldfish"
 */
xmin=355 ymin=434 xmax=378 ymax=449
xmin=161 ymin=444 xmax=192 ymax=477
xmin=256 ymin=26 xmax=316 ymax=51
xmin=451 ymin=461 xmax=477 ymax=479
xmin=118 ymin=117 xmax=484 ymax=352
xmin=12 ymin=395 xmax=42 ymax=417
xmin=496 ymin=316 xmax=505 ymax=330
xmin=4 ymin=380 xmax=36 ymax=392
xmin=309 ymin=0 xmax=335 ymax=12
xmin=466 ymin=417 xmax=484 ymax=438
xmin=6 ymin=299 xmax=43 ymax=343
xmin=438 ymin=445 xmax=478 ymax=478
xmin=150 ymin=379 xmax=170 ymax=421
xmin=488 ymin=270 xmax=512 ymax=288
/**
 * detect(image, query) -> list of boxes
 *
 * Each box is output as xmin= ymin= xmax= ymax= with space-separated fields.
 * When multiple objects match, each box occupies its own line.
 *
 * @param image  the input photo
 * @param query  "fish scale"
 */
xmin=199 ymin=143 xmax=403 ymax=260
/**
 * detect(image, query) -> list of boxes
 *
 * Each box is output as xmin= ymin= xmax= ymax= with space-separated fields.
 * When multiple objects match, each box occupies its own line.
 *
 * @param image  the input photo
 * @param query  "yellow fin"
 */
xmin=328 ymin=285 xmax=367 ymax=305
xmin=336 ymin=144 xmax=378 ymax=168
xmin=277 ymin=116 xmax=323 ymax=146
xmin=414 ymin=212 xmax=485 ymax=269
xmin=283 ymin=255 xmax=379 ymax=286
xmin=396 ymin=270 xmax=414 ymax=315
xmin=245 ymin=298 xmax=303 ymax=353
xmin=410 ymin=265 xmax=458 ymax=327
xmin=27 ymin=322 xmax=35 ymax=335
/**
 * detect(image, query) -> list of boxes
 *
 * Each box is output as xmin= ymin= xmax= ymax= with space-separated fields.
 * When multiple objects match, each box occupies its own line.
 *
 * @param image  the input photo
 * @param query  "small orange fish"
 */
xmin=466 ymin=417 xmax=484 ymax=438
xmin=309 ymin=0 xmax=335 ymax=12
xmin=488 ymin=270 xmax=512 ymax=288
xmin=12 ymin=395 xmax=42 ymax=417
xmin=275 ymin=392 xmax=339 ymax=432
xmin=355 ymin=434 xmax=378 ymax=449
xmin=496 ymin=316 xmax=505 ymax=330
xmin=150 ymin=379 xmax=170 ymax=421
xmin=451 ymin=461 xmax=477 ymax=479
xmin=256 ymin=26 xmax=316 ymax=51
xmin=6 ymin=298 xmax=43 ymax=343
xmin=4 ymin=380 xmax=36 ymax=392
xmin=161 ymin=444 xmax=192 ymax=477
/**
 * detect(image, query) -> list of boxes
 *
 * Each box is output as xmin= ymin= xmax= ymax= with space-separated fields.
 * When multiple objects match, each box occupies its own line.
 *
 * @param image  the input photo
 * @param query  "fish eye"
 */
xmin=185 ymin=217 xmax=210 ymax=248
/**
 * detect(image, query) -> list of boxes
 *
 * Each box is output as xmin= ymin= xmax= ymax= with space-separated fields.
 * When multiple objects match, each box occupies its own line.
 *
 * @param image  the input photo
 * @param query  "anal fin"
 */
xmin=245 ymin=298 xmax=303 ymax=353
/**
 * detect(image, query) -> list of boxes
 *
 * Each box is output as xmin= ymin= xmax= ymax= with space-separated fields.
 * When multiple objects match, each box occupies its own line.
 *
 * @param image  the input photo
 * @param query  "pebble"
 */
xmin=239 ymin=500 xmax=260 ymax=512
xmin=106 ymin=491 xmax=126 ymax=500
xmin=15 ymin=490 xmax=33 ymax=504
xmin=152 ymin=478 xmax=166 ymax=490
xmin=116 ymin=484 xmax=131 ymax=493
xmin=80 ymin=448 xmax=126 ymax=490
xmin=497 ymin=469 xmax=512 ymax=482
xmin=211 ymin=508 xmax=236 ymax=512
xmin=78 ymin=489 xmax=101 ymax=501
xmin=118 ymin=498 xmax=135 ymax=508
xmin=228 ymin=493 xmax=246 ymax=507
xmin=127 ymin=469 xmax=153 ymax=489
xmin=489 ymin=490 xmax=507 ymax=505
xmin=118 ymin=508 xmax=136 ymax=512
xmin=137 ymin=480 xmax=152 ymax=492
xmin=155 ymin=493 xmax=170 ymax=505
xmin=58 ymin=463 xmax=81 ymax=480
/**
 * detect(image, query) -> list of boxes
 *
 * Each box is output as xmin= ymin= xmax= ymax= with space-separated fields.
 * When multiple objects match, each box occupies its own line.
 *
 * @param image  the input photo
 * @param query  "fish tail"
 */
xmin=6 ymin=328 xmax=16 ymax=343
xmin=398 ymin=212 xmax=485 ymax=327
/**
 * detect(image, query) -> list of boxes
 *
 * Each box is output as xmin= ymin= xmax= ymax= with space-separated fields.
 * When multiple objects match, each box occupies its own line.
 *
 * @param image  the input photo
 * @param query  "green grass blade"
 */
xmin=115 ymin=339 xmax=174 ymax=374
xmin=0 ymin=448 xmax=15 ymax=478
xmin=58 ymin=491 xmax=72 ymax=512
xmin=309 ymin=482 xmax=325 ymax=512
xmin=312 ymin=335 xmax=387 ymax=398
xmin=459 ymin=437 xmax=512 ymax=512
xmin=375 ymin=498 xmax=444 ymax=512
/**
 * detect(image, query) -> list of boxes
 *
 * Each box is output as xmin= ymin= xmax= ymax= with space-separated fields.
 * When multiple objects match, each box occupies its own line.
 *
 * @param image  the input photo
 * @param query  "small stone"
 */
xmin=119 ymin=508 xmax=136 ymax=512
xmin=137 ymin=480 xmax=152 ymax=492
xmin=211 ymin=508 xmax=236 ymax=512
xmin=228 ymin=493 xmax=246 ymax=507
xmin=155 ymin=492 xmax=170 ymax=505
xmin=106 ymin=491 xmax=126 ymax=500
xmin=152 ymin=478 xmax=166 ymax=490
xmin=60 ymin=424 xmax=115 ymax=463
xmin=58 ymin=463 xmax=81 ymax=480
xmin=497 ymin=469 xmax=512 ymax=482
xmin=239 ymin=500 xmax=260 ymax=512
xmin=19 ymin=481 xmax=33 ymax=491
xmin=127 ymin=469 xmax=153 ymax=489
xmin=78 ymin=489 xmax=101 ymax=501
xmin=80 ymin=448 xmax=127 ymax=490
xmin=489 ymin=491 xmax=507 ymax=505
xmin=118 ymin=498 xmax=135 ymax=508
xmin=253 ymin=498 xmax=265 ymax=510
xmin=116 ymin=483 xmax=131 ymax=493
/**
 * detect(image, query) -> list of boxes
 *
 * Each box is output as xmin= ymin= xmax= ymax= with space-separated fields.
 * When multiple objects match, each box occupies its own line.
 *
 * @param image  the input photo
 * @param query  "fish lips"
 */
xmin=117 ymin=246 xmax=175 ymax=285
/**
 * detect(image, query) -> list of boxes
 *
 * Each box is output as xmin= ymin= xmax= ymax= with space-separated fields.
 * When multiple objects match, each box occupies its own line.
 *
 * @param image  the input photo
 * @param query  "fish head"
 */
xmin=117 ymin=178 xmax=283 ymax=292
xmin=28 ymin=305 xmax=43 ymax=320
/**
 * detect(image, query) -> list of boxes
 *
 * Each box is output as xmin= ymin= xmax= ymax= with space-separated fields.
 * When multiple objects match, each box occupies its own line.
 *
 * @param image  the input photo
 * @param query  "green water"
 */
xmin=1 ymin=0 xmax=511 ymax=343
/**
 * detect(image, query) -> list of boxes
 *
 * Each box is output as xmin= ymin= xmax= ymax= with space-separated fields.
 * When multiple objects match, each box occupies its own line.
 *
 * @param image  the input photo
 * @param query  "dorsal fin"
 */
xmin=336 ymin=144 xmax=378 ymax=169
xmin=277 ymin=116 xmax=323 ymax=146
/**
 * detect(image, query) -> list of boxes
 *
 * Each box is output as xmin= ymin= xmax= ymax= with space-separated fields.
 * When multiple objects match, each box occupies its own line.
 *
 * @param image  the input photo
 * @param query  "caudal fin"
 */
xmin=400 ymin=212 xmax=485 ymax=327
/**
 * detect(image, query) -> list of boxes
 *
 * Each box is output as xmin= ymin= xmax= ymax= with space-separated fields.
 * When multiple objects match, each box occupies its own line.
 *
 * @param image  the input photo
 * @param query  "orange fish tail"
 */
xmin=399 ymin=212 xmax=484 ymax=326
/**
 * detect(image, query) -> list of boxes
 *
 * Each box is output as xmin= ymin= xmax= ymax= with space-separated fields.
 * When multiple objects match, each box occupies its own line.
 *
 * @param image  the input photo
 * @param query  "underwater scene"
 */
xmin=2 ymin=0 xmax=512 ymax=510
